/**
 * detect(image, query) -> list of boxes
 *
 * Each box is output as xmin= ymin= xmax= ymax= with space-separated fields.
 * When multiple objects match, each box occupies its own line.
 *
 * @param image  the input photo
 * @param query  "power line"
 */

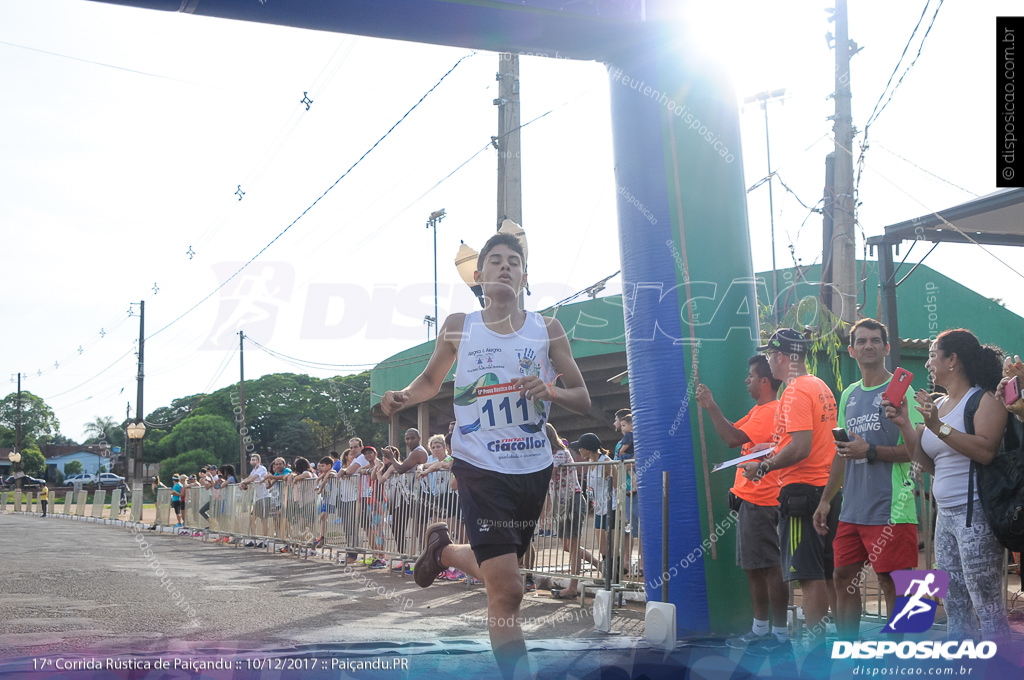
xmin=874 ymin=141 xmax=980 ymax=197
xmin=867 ymin=163 xmax=1024 ymax=283
xmin=855 ymin=0 xmax=945 ymax=253
xmin=0 ymin=40 xmax=207 ymax=86
xmin=39 ymin=348 xmax=135 ymax=402
xmin=865 ymin=0 xmax=945 ymax=130
xmin=144 ymin=52 xmax=476 ymax=342
xmin=863 ymin=1 xmax=934 ymax=129
xmin=244 ymin=336 xmax=381 ymax=369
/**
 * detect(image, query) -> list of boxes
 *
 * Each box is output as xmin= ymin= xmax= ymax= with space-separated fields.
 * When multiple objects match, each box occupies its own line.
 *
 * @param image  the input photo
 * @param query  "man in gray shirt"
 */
xmin=813 ymin=318 xmax=922 ymax=639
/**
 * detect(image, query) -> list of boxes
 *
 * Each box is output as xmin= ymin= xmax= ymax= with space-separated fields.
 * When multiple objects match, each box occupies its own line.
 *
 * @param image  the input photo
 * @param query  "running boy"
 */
xmin=381 ymin=231 xmax=591 ymax=680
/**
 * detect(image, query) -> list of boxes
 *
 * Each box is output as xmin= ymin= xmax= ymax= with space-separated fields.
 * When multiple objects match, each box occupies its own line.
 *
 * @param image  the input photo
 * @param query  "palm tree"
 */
xmin=83 ymin=416 xmax=120 ymax=448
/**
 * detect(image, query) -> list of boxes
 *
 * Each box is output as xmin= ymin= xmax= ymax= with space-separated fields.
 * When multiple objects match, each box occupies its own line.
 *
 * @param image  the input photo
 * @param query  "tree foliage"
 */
xmin=158 ymin=449 xmax=218 ymax=480
xmin=144 ymin=394 xmax=205 ymax=454
xmin=63 ymin=460 xmax=84 ymax=476
xmin=83 ymin=415 xmax=122 ymax=448
xmin=37 ymin=433 xmax=78 ymax=446
xmin=21 ymin=446 xmax=45 ymax=477
xmin=141 ymin=371 xmax=387 ymax=467
xmin=303 ymin=417 xmax=335 ymax=451
xmin=272 ymin=420 xmax=316 ymax=459
xmin=152 ymin=415 xmax=239 ymax=465
xmin=0 ymin=391 xmax=59 ymax=441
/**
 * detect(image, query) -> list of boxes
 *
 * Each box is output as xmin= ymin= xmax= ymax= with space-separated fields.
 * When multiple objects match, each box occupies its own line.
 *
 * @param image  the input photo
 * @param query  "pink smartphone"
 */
xmin=883 ymin=367 xmax=913 ymax=406
xmin=1006 ymin=376 xmax=1021 ymax=405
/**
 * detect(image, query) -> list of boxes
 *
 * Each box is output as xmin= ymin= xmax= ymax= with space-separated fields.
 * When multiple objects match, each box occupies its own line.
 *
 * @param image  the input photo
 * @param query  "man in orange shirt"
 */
xmin=743 ymin=328 xmax=840 ymax=651
xmin=697 ymin=355 xmax=789 ymax=652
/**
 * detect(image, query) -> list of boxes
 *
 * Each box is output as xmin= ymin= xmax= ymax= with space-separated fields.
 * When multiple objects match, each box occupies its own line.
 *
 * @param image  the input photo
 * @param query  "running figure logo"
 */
xmin=881 ymin=569 xmax=949 ymax=633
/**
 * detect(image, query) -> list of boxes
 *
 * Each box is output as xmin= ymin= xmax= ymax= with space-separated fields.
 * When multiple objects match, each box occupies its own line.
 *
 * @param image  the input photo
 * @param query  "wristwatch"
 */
xmin=865 ymin=444 xmax=878 ymax=463
xmin=937 ymin=424 xmax=954 ymax=441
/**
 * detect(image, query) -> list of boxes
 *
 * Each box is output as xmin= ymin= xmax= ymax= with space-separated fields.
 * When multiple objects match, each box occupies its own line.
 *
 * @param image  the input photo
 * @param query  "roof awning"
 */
xmin=868 ymin=188 xmax=1024 ymax=371
xmin=869 ymin=188 xmax=1024 ymax=249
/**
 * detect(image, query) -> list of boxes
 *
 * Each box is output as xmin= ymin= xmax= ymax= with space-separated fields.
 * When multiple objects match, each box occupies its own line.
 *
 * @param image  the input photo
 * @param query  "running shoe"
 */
xmin=467 ymin=577 xmax=483 ymax=586
xmin=746 ymin=636 xmax=793 ymax=658
xmin=444 ymin=568 xmax=466 ymax=581
xmin=370 ymin=559 xmax=387 ymax=570
xmin=524 ymin=576 xmax=537 ymax=593
xmin=725 ymin=631 xmax=767 ymax=650
xmin=392 ymin=562 xmax=408 ymax=572
xmin=313 ymin=536 xmax=325 ymax=548
xmin=414 ymin=522 xmax=452 ymax=588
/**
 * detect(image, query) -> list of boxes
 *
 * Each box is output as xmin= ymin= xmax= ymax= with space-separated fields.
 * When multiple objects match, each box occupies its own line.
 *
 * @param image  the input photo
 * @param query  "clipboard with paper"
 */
xmin=711 ymin=446 xmax=775 ymax=473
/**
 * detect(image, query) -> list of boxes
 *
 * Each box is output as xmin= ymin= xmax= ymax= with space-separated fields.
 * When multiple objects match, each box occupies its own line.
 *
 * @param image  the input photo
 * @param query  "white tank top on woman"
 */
xmin=921 ymin=386 xmax=982 ymax=509
xmin=452 ymin=310 xmax=553 ymax=474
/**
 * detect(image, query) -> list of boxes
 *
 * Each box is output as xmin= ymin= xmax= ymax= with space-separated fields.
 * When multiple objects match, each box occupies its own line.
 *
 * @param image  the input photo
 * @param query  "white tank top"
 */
xmin=452 ymin=310 xmax=553 ymax=474
xmin=921 ymin=386 xmax=982 ymax=508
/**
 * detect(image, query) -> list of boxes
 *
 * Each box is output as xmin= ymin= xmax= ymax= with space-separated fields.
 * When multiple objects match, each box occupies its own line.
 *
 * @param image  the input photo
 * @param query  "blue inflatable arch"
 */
xmin=93 ymin=0 xmax=760 ymax=634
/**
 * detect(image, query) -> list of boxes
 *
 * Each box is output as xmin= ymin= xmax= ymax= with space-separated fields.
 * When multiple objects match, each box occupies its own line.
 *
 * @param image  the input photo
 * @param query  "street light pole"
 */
xmin=14 ymin=372 xmax=21 ymax=493
xmin=744 ymin=88 xmax=786 ymax=322
xmin=7 ymin=451 xmax=21 ymax=498
xmin=426 ymin=209 xmax=446 ymax=340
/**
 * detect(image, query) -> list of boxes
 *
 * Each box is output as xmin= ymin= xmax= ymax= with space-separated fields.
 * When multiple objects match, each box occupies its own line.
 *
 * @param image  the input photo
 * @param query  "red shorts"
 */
xmin=832 ymin=521 xmax=919 ymax=573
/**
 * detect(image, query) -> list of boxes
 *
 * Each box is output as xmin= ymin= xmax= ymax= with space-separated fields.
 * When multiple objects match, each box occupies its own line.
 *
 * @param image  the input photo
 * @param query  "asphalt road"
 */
xmin=0 ymin=512 xmax=652 ymax=679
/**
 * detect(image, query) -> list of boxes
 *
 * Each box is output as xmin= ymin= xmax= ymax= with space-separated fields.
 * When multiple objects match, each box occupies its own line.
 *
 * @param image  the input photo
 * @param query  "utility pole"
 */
xmin=830 ymin=0 xmax=857 ymax=326
xmin=495 ymin=54 xmax=522 ymax=228
xmin=134 ymin=300 xmax=145 ymax=485
xmin=238 ymin=330 xmax=247 ymax=474
xmin=125 ymin=402 xmax=131 ymax=477
xmin=820 ymin=152 xmax=836 ymax=312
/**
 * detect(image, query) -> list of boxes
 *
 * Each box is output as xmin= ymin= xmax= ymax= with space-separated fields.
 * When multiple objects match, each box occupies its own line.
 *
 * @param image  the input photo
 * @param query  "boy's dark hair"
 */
xmin=329 ymin=450 xmax=340 ymax=460
xmin=850 ymin=318 xmax=888 ymax=347
xmin=477 ymin=232 xmax=526 ymax=271
xmin=318 ymin=456 xmax=333 ymax=467
xmin=294 ymin=457 xmax=310 ymax=474
xmin=749 ymin=355 xmax=783 ymax=392
xmin=615 ymin=408 xmax=631 ymax=419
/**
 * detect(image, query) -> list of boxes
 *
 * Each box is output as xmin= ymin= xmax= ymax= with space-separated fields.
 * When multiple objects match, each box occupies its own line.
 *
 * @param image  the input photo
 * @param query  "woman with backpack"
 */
xmin=895 ymin=328 xmax=1011 ymax=642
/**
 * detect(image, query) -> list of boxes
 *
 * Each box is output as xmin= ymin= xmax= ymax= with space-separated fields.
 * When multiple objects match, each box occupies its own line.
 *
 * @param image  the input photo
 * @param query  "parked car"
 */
xmin=1 ymin=475 xmax=46 ymax=490
xmin=64 ymin=473 xmax=98 ymax=486
xmin=97 ymin=473 xmax=125 ymax=487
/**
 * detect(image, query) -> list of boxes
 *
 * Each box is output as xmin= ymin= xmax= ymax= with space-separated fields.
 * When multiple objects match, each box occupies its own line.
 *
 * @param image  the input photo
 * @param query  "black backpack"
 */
xmin=963 ymin=389 xmax=1024 ymax=551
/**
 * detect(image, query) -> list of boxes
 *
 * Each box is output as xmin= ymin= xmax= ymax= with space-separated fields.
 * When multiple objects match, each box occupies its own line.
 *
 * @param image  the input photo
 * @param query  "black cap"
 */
xmin=569 ymin=433 xmax=602 ymax=451
xmin=757 ymin=328 xmax=807 ymax=356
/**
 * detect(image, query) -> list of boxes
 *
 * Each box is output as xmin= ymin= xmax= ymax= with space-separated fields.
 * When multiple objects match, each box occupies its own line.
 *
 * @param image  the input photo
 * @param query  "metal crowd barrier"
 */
xmin=164 ymin=459 xmax=642 ymax=594
xmin=153 ymin=487 xmax=172 ymax=526
xmin=526 ymin=459 xmax=642 ymax=598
